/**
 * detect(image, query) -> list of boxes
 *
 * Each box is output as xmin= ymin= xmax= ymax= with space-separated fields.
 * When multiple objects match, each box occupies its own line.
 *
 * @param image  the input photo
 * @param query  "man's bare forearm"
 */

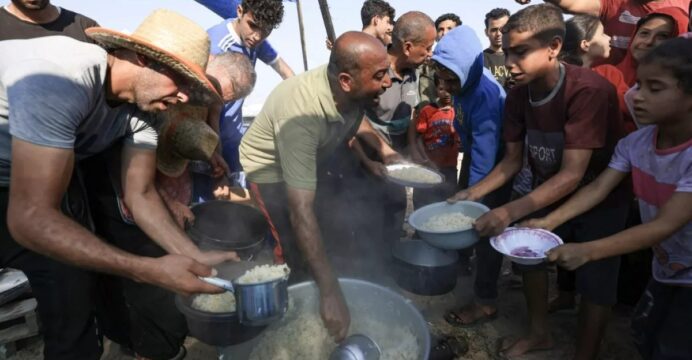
xmin=128 ymin=188 xmax=200 ymax=255
xmin=286 ymin=187 xmax=338 ymax=293
xmin=122 ymin=146 xmax=200 ymax=256
xmin=7 ymin=205 xmax=152 ymax=281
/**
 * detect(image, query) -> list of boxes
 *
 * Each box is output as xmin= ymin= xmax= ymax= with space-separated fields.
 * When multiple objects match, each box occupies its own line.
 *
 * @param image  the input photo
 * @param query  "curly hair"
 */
xmin=241 ymin=0 xmax=284 ymax=32
xmin=484 ymin=8 xmax=510 ymax=28
xmin=361 ymin=0 xmax=395 ymax=28
xmin=435 ymin=13 xmax=462 ymax=29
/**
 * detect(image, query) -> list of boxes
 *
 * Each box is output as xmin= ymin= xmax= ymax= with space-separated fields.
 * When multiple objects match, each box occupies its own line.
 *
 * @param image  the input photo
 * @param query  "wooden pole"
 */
xmin=317 ymin=0 xmax=336 ymax=44
xmin=295 ymin=0 xmax=308 ymax=71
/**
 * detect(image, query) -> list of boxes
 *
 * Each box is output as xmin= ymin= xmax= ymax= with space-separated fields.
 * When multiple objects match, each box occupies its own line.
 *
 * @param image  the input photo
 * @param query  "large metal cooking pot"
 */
xmin=220 ymin=278 xmax=431 ymax=359
xmin=188 ymin=200 xmax=267 ymax=259
xmin=392 ymin=239 xmax=459 ymax=296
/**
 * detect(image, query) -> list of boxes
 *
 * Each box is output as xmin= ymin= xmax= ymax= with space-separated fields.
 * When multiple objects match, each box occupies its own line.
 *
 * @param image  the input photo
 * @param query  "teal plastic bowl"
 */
xmin=408 ymin=201 xmax=490 ymax=250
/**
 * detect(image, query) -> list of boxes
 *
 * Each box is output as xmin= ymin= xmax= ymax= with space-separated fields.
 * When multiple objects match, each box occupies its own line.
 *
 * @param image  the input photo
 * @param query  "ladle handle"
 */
xmin=199 ymin=276 xmax=235 ymax=293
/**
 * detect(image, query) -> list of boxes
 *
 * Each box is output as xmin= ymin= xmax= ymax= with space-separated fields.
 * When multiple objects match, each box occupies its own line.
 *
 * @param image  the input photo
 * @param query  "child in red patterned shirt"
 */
xmin=408 ymin=74 xmax=460 ymax=208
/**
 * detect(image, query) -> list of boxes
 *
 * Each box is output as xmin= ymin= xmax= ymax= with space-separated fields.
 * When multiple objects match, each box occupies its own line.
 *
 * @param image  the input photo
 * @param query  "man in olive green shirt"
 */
xmin=239 ymin=31 xmax=393 ymax=342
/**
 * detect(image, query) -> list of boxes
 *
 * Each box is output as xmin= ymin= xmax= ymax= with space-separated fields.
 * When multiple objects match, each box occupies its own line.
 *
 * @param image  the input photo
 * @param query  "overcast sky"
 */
xmin=52 ymin=0 xmax=526 ymax=114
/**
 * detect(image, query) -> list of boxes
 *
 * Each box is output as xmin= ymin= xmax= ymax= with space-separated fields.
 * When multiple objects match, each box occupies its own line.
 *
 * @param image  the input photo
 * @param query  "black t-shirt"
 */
xmin=483 ymin=48 xmax=511 ymax=88
xmin=0 ymin=6 xmax=98 ymax=42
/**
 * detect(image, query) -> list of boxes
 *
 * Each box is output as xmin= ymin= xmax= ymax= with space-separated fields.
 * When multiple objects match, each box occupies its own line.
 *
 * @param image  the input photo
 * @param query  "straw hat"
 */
xmin=157 ymin=105 xmax=219 ymax=177
xmin=85 ymin=9 xmax=221 ymax=104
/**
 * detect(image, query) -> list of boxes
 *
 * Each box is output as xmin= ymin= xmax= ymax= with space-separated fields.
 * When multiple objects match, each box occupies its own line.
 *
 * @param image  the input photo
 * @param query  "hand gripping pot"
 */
xmin=199 ymin=271 xmax=289 ymax=326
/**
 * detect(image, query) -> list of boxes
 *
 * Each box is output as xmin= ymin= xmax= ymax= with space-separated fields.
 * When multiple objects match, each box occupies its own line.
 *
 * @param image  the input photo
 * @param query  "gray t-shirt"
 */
xmin=0 ymin=36 xmax=158 ymax=186
xmin=365 ymin=67 xmax=419 ymax=139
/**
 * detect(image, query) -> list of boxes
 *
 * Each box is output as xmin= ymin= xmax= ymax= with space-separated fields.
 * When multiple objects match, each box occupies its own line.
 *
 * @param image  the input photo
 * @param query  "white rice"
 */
xmin=249 ymin=299 xmax=419 ymax=360
xmin=387 ymin=165 xmax=440 ymax=184
xmin=236 ymin=264 xmax=290 ymax=284
xmin=191 ymin=292 xmax=236 ymax=313
xmin=421 ymin=212 xmax=475 ymax=232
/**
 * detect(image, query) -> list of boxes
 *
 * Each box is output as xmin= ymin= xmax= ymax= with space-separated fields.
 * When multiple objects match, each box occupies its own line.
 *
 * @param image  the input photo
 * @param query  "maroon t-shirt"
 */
xmin=503 ymin=64 xmax=627 ymax=206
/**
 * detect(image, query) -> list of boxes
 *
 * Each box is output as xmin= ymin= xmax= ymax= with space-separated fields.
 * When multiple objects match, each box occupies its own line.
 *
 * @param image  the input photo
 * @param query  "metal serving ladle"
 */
xmin=330 ymin=334 xmax=381 ymax=360
xmin=199 ymin=276 xmax=235 ymax=293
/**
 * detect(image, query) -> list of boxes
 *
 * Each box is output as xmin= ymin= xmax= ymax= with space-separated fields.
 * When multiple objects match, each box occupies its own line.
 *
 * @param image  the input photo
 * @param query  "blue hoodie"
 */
xmin=432 ymin=25 xmax=506 ymax=186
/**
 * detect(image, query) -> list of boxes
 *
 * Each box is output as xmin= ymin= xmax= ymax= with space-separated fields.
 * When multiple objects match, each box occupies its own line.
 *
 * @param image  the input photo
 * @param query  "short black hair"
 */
xmin=502 ymin=4 xmax=565 ymax=45
xmin=241 ymin=0 xmax=284 ymax=33
xmin=485 ymin=8 xmax=510 ymax=29
xmin=560 ymin=14 xmax=601 ymax=66
xmin=640 ymin=37 xmax=692 ymax=94
xmin=361 ymin=0 xmax=395 ymax=28
xmin=435 ymin=13 xmax=462 ymax=29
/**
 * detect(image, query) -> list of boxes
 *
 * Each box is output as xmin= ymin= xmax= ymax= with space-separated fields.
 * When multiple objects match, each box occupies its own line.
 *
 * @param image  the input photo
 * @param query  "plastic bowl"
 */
xmin=408 ymin=201 xmax=490 ymax=250
xmin=490 ymin=227 xmax=564 ymax=265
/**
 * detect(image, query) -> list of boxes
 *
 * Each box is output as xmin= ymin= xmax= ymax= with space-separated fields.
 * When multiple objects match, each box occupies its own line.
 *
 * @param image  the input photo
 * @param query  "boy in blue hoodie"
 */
xmin=431 ymin=25 xmax=513 ymax=330
xmin=449 ymin=5 xmax=629 ymax=358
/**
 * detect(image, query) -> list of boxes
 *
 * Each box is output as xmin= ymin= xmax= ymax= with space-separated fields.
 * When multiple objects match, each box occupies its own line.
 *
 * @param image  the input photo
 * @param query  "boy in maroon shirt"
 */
xmin=448 ymin=4 xmax=629 ymax=358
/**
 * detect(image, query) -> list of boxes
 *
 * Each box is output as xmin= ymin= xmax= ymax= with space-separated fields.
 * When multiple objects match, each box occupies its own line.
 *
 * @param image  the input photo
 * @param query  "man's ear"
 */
xmin=371 ymin=16 xmax=380 ymax=28
xmin=338 ymin=72 xmax=354 ymax=93
xmin=403 ymin=40 xmax=414 ymax=56
xmin=236 ymin=4 xmax=244 ymax=18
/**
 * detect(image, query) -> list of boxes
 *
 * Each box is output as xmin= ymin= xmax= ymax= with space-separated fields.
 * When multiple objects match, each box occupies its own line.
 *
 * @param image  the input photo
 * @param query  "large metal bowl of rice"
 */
xmin=220 ymin=278 xmax=430 ymax=359
xmin=408 ymin=201 xmax=490 ymax=250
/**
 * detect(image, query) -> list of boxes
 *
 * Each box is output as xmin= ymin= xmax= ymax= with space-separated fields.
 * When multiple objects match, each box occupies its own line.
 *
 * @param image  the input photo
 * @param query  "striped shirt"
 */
xmin=609 ymin=126 xmax=692 ymax=285
xmin=207 ymin=19 xmax=279 ymax=172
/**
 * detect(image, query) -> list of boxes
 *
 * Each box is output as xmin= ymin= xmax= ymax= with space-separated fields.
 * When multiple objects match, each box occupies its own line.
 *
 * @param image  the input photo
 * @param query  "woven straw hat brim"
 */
xmin=86 ymin=28 xmax=221 ymax=104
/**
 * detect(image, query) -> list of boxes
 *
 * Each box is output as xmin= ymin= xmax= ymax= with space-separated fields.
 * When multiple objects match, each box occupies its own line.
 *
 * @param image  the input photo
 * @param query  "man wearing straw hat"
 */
xmin=0 ymin=9 xmax=237 ymax=359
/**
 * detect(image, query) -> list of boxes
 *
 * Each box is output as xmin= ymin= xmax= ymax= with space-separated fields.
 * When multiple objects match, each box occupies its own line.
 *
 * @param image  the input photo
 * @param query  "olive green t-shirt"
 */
xmin=239 ymin=65 xmax=362 ymax=190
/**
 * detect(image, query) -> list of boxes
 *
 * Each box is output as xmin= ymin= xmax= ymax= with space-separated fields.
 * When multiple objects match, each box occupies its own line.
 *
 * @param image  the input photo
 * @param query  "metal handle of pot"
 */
xmin=199 ymin=276 xmax=235 ymax=293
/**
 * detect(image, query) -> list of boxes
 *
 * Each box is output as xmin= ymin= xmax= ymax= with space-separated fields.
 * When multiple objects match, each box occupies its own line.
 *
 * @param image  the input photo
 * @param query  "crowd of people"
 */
xmin=0 ymin=0 xmax=690 ymax=359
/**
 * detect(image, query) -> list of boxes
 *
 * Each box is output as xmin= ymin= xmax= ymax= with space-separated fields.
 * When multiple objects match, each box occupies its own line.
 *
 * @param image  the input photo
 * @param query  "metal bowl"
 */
xmin=408 ymin=201 xmax=490 ymax=250
xmin=392 ymin=240 xmax=459 ymax=295
xmin=220 ymin=279 xmax=431 ymax=359
xmin=232 ymin=276 xmax=289 ymax=326
xmin=385 ymin=163 xmax=444 ymax=188
xmin=175 ymin=295 xmax=266 ymax=346
xmin=187 ymin=201 xmax=267 ymax=259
